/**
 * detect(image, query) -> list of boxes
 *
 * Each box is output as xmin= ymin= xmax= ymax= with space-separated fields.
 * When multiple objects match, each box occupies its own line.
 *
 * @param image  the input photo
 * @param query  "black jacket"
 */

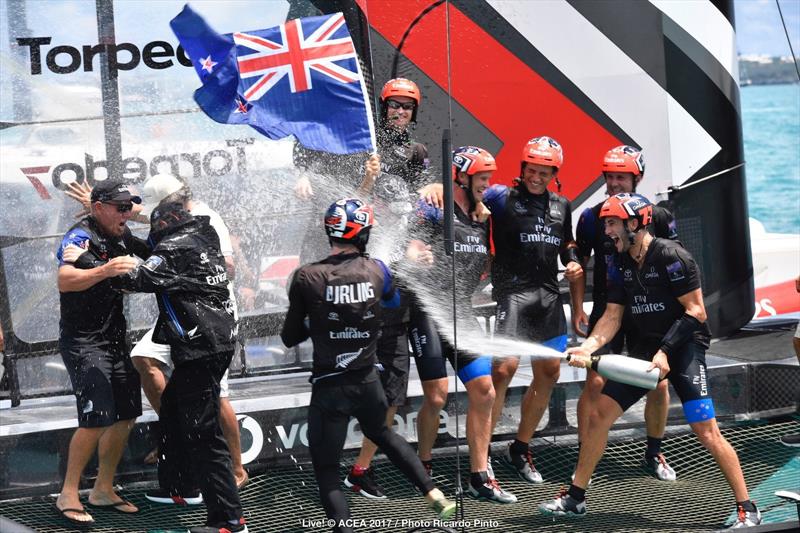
xmin=121 ymin=205 xmax=237 ymax=364
xmin=281 ymin=252 xmax=398 ymax=381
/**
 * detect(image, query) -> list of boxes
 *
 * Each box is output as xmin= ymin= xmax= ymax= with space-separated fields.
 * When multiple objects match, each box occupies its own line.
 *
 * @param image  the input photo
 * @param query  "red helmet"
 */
xmin=452 ymin=146 xmax=497 ymax=179
xmin=599 ymin=193 xmax=653 ymax=227
xmin=602 ymin=145 xmax=645 ymax=176
xmin=521 ymin=136 xmax=563 ymax=169
xmin=380 ymin=78 xmax=420 ymax=105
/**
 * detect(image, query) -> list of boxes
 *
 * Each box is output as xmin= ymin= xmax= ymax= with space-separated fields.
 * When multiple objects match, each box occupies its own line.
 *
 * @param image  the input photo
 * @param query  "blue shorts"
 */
xmin=409 ymin=303 xmax=491 ymax=384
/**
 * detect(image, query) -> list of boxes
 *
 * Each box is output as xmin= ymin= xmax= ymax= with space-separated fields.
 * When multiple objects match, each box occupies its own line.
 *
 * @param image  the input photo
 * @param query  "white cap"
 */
xmin=140 ymin=174 xmax=184 ymax=216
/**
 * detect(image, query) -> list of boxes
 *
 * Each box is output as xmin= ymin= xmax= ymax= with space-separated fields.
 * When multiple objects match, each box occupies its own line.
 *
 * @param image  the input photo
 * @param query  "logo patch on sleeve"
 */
xmin=666 ymin=260 xmax=685 ymax=281
xmin=142 ymin=255 xmax=164 ymax=271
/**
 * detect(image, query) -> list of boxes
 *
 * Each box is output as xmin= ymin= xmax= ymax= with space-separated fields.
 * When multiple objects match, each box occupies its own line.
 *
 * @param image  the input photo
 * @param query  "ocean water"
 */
xmin=740 ymin=83 xmax=800 ymax=234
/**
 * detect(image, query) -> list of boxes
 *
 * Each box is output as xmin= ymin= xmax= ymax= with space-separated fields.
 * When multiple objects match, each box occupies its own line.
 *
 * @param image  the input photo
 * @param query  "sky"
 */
xmin=735 ymin=0 xmax=800 ymax=56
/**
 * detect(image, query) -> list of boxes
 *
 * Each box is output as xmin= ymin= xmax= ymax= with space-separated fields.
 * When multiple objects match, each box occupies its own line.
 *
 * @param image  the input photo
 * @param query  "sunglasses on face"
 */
xmin=105 ymin=202 xmax=134 ymax=213
xmin=386 ymin=100 xmax=415 ymax=111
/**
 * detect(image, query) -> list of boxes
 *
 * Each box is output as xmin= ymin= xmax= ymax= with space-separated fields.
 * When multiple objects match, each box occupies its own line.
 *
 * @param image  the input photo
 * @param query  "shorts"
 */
xmin=409 ymin=304 xmax=491 ymax=384
xmin=602 ymin=341 xmax=715 ymax=423
xmin=131 ymin=327 xmax=231 ymax=398
xmin=495 ymin=288 xmax=567 ymax=351
xmin=60 ymin=339 xmax=142 ymax=428
xmin=377 ymin=329 xmax=410 ymax=406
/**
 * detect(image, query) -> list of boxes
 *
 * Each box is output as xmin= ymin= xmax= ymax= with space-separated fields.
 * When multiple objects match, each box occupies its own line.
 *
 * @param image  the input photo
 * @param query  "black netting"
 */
xmin=1 ymin=419 xmax=798 ymax=532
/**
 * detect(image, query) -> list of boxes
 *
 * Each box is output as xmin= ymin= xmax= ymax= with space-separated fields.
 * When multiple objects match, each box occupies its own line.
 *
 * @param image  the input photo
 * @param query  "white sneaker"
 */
xmin=645 ymin=453 xmax=677 ymax=481
xmin=726 ymin=505 xmax=761 ymax=528
xmin=467 ymin=477 xmax=518 ymax=504
xmin=504 ymin=444 xmax=543 ymax=483
xmin=538 ymin=488 xmax=586 ymax=517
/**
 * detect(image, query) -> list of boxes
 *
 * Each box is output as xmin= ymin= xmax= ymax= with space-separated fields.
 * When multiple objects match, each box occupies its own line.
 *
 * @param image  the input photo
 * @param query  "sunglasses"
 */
xmin=386 ymin=100 xmax=415 ymax=111
xmin=105 ymin=202 xmax=134 ymax=213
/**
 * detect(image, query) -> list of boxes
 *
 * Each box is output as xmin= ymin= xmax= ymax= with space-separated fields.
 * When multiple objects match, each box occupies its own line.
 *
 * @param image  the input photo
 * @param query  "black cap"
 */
xmin=90 ymin=179 xmax=142 ymax=204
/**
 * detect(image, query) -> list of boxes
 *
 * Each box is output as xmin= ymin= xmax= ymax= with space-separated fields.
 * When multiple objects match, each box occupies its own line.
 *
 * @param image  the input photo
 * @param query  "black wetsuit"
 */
xmin=57 ymin=217 xmax=149 ymax=427
xmin=369 ymin=125 xmax=429 ymax=404
xmin=576 ymin=201 xmax=678 ymax=353
xmin=603 ymin=238 xmax=713 ymax=420
xmin=406 ymin=200 xmax=493 ymax=383
xmin=120 ymin=206 xmax=242 ymax=527
xmin=281 ymin=252 xmax=434 ymax=533
xmin=483 ymin=184 xmax=576 ymax=351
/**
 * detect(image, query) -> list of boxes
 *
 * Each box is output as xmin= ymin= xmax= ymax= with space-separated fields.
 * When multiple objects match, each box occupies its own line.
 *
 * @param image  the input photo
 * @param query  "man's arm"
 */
xmin=573 ymin=302 xmax=624 ymax=355
xmin=280 ymin=270 xmax=310 ymax=347
xmin=58 ymin=258 xmax=138 ymax=293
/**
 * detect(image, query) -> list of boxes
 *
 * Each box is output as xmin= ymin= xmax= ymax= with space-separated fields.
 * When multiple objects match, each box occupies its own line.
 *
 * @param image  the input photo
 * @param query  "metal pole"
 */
xmin=7 ymin=0 xmax=32 ymax=122
xmin=95 ymin=0 xmax=124 ymax=181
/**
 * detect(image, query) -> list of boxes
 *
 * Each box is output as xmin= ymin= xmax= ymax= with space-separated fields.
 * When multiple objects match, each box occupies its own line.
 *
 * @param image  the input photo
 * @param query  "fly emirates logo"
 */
xmin=519 ymin=218 xmax=562 ymax=246
xmin=454 ymin=235 xmax=487 ymax=254
xmin=630 ymin=294 xmax=666 ymax=315
xmin=325 ymin=282 xmax=374 ymax=304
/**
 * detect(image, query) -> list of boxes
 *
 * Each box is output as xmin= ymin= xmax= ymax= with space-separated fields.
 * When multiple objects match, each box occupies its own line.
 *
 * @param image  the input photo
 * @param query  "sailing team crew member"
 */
xmin=55 ymin=179 xmax=146 ymax=525
xmin=280 ymin=198 xmax=456 ymax=533
xmin=539 ymin=193 xmax=761 ymax=529
xmin=116 ymin=198 xmax=247 ymax=533
xmin=574 ymin=145 xmax=679 ymax=481
xmin=408 ymin=147 xmax=517 ymax=504
xmin=482 ymin=136 xmax=583 ymax=484
xmin=345 ymin=78 xmax=432 ymax=499
xmin=64 ymin=176 xmax=249 ymax=495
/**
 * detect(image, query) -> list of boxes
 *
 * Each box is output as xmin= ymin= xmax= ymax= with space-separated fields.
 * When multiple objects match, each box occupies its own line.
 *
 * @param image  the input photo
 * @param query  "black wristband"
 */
xmin=561 ymin=246 xmax=580 ymax=267
xmin=660 ymin=313 xmax=703 ymax=357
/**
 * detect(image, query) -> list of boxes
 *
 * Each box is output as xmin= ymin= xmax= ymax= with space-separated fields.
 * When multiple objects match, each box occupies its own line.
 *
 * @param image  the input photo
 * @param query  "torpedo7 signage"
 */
xmin=17 ymin=37 xmax=193 ymax=76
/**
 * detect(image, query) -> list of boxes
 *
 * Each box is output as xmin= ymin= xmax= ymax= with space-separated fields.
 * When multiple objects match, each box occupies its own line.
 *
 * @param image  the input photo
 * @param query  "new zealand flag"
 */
xmin=171 ymin=4 xmax=375 ymax=154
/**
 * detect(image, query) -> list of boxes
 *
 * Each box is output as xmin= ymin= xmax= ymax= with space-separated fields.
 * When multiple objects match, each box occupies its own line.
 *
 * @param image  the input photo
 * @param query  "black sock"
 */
xmin=645 ymin=436 xmax=663 ymax=458
xmin=510 ymin=439 xmax=529 ymax=455
xmin=737 ymin=500 xmax=757 ymax=512
xmin=470 ymin=471 xmax=489 ymax=488
xmin=568 ymin=484 xmax=586 ymax=502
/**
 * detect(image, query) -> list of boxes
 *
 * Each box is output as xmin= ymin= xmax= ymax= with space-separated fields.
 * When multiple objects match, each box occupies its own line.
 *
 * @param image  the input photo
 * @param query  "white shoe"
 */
xmin=644 ymin=453 xmax=677 ymax=481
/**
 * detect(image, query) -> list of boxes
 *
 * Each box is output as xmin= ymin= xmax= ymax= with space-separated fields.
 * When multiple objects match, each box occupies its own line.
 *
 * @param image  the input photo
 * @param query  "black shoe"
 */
xmin=780 ymin=433 xmax=800 ymax=447
xmin=145 ymin=488 xmax=203 ymax=505
xmin=189 ymin=518 xmax=248 ymax=533
xmin=344 ymin=467 xmax=387 ymax=499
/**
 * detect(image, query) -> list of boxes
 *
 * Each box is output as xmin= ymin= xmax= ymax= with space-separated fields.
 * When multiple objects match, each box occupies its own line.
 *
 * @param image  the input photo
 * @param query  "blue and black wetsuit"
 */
xmin=407 ymin=200 xmax=493 ymax=384
xmin=604 ymin=238 xmax=713 ymax=422
xmin=483 ymin=183 xmax=576 ymax=351
xmin=576 ymin=201 xmax=677 ymax=353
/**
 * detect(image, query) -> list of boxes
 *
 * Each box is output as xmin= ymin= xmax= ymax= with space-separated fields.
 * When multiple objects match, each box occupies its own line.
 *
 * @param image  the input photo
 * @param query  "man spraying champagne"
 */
xmin=538 ymin=193 xmax=761 ymax=530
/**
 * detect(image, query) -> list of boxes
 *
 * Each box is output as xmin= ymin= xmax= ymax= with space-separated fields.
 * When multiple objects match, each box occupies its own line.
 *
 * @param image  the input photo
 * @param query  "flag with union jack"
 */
xmin=170 ymin=4 xmax=375 ymax=155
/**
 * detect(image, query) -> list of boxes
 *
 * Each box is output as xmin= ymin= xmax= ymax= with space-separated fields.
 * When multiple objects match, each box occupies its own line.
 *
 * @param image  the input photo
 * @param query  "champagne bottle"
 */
xmin=568 ymin=353 xmax=659 ymax=390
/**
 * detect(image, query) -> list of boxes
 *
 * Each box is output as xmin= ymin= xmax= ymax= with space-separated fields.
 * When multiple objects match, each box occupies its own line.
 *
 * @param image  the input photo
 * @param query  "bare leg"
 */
xmin=355 ymin=406 xmax=398 ymax=468
xmin=464 ymin=375 xmax=495 ymax=473
xmin=417 ymin=379 xmax=448 ymax=462
xmin=56 ymin=427 xmax=105 ymax=523
xmin=132 ymin=357 xmax=167 ymax=414
xmin=576 ymin=368 xmax=604 ymax=446
xmin=516 ymin=358 xmax=560 ymax=442
xmin=489 ymin=357 xmax=519 ymax=435
xmin=219 ymin=398 xmax=248 ymax=487
xmin=573 ymin=394 xmax=624 ymax=488
xmin=89 ymin=419 xmax=138 ymax=512
xmin=644 ymin=380 xmax=669 ymax=439
xmin=691 ymin=419 xmax=749 ymax=501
